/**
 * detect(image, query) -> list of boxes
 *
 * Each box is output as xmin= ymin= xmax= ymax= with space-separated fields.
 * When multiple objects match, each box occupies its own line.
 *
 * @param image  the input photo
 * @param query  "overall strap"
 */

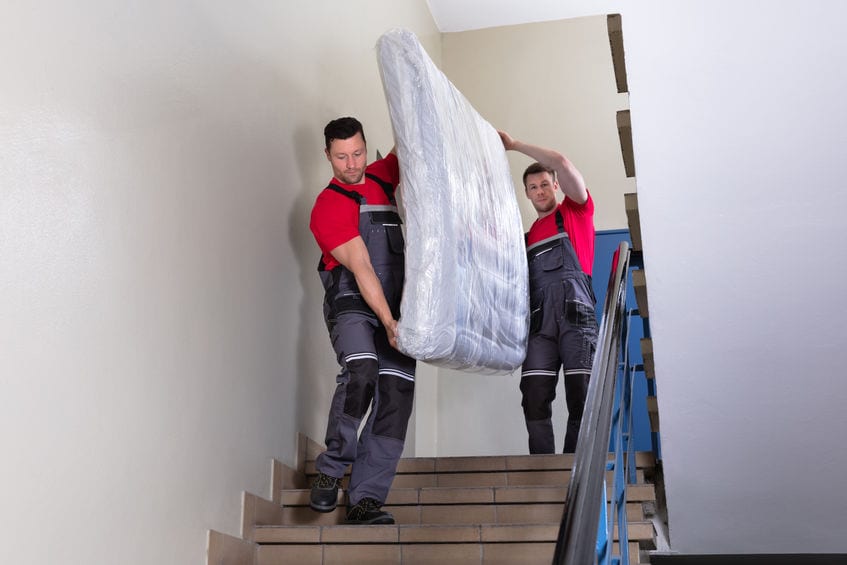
xmin=325 ymin=183 xmax=365 ymax=205
xmin=555 ymin=209 xmax=565 ymax=233
xmin=365 ymin=172 xmax=396 ymax=205
xmin=524 ymin=208 xmax=565 ymax=248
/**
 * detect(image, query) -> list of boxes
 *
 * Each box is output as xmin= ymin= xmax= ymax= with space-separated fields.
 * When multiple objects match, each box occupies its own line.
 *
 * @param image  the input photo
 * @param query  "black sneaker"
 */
xmin=344 ymin=497 xmax=395 ymax=525
xmin=309 ymin=472 xmax=341 ymax=513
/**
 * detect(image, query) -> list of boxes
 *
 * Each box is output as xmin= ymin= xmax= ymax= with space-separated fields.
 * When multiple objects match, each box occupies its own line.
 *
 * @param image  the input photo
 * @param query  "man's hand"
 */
xmin=498 ymin=130 xmax=517 ymax=151
xmin=384 ymin=318 xmax=399 ymax=349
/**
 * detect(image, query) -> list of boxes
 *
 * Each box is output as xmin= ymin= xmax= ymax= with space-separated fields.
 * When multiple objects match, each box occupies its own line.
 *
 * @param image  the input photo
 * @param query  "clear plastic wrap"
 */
xmin=376 ymin=28 xmax=528 ymax=374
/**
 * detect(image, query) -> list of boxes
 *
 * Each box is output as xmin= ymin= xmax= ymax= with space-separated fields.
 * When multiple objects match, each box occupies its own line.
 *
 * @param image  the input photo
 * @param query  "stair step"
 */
xmin=303 ymin=468 xmax=645 ymax=490
xmin=632 ymin=268 xmax=649 ymax=318
xmin=256 ymin=537 xmax=645 ymax=564
xmin=647 ymin=395 xmax=660 ymax=432
xmin=276 ymin=503 xmax=560 ymax=528
xmin=256 ymin=521 xmax=653 ymax=544
xmin=282 ymin=483 xmax=655 ymax=509
xmin=640 ymin=338 xmax=655 ymax=379
xmin=617 ymin=110 xmax=635 ymax=178
xmin=249 ymin=442 xmax=659 ymax=564
xmin=276 ymin=502 xmax=646 ymax=529
xmin=305 ymin=451 xmax=655 ymax=476
xmin=277 ymin=503 xmax=647 ymax=528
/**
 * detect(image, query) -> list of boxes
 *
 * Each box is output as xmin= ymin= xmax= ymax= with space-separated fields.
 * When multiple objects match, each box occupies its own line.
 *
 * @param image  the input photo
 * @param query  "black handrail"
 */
xmin=553 ymin=241 xmax=631 ymax=565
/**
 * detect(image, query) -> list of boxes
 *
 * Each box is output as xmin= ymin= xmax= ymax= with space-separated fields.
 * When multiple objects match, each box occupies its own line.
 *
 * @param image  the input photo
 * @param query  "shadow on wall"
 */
xmin=289 ymin=125 xmax=339 ymax=447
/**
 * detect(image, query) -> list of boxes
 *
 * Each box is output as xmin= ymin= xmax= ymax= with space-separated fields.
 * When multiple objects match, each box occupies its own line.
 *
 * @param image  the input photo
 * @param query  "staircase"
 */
xmin=209 ymin=435 xmax=659 ymax=565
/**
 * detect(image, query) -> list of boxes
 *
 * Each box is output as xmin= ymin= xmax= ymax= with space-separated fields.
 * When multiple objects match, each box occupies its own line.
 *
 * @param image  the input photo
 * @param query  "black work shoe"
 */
xmin=309 ymin=472 xmax=341 ymax=513
xmin=344 ymin=497 xmax=395 ymax=525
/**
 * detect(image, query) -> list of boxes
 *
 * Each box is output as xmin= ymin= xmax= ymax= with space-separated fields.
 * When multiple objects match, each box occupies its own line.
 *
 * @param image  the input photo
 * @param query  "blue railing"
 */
xmin=553 ymin=241 xmax=636 ymax=565
xmin=597 ymin=304 xmax=640 ymax=565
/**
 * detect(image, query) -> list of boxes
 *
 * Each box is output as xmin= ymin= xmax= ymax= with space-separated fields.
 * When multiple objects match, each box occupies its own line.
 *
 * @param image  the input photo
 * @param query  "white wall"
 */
xmin=429 ymin=0 xmax=847 ymax=555
xmin=622 ymin=1 xmax=847 ymax=554
xmin=0 ymin=2 xmax=438 ymax=564
xmin=434 ymin=16 xmax=632 ymax=456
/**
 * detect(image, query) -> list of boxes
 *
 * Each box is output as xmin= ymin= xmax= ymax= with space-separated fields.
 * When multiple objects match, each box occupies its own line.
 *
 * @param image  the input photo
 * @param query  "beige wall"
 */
xmin=443 ymin=16 xmax=634 ymax=232
xmin=0 ymin=2 xmax=438 ymax=564
xmin=431 ymin=15 xmax=632 ymax=456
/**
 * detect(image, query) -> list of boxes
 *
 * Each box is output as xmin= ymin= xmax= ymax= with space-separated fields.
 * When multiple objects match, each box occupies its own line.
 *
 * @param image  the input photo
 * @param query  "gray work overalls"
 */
xmin=315 ymin=173 xmax=416 ymax=506
xmin=522 ymin=209 xmax=598 ymax=454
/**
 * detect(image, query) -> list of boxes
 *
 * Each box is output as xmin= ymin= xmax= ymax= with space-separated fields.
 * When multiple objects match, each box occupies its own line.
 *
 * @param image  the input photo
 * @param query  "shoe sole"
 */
xmin=344 ymin=516 xmax=395 ymax=525
xmin=309 ymin=500 xmax=338 ymax=513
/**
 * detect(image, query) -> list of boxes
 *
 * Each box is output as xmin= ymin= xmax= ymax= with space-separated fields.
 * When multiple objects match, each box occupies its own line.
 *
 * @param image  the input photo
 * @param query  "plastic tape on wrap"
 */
xmin=376 ymin=28 xmax=528 ymax=374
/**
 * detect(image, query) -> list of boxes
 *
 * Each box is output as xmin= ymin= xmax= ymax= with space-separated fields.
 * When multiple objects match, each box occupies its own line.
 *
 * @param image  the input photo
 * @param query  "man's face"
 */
xmin=326 ymin=132 xmax=367 ymax=185
xmin=524 ymin=171 xmax=558 ymax=214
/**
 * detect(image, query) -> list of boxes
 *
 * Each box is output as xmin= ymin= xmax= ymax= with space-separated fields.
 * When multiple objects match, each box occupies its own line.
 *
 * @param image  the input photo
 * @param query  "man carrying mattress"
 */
xmin=499 ymin=130 xmax=598 ymax=454
xmin=308 ymin=116 xmax=415 ymax=524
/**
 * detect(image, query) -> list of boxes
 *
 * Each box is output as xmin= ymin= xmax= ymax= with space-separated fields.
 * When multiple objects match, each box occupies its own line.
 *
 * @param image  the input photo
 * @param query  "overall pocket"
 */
xmin=529 ymin=289 xmax=545 ymax=334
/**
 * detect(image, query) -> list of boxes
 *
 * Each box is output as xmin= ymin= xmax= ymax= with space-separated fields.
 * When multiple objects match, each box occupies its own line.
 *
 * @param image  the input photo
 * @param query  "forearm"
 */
xmin=509 ymin=139 xmax=562 ymax=171
xmin=513 ymin=140 xmax=586 ymax=202
xmin=330 ymin=236 xmax=398 ymax=338
xmin=352 ymin=263 xmax=399 ymax=348
xmin=352 ymin=267 xmax=395 ymax=329
xmin=499 ymin=130 xmax=588 ymax=203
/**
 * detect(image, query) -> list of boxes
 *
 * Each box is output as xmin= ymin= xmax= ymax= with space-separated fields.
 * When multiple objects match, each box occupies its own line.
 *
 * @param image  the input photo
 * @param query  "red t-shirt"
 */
xmin=310 ymin=153 xmax=400 ymax=271
xmin=525 ymin=191 xmax=595 ymax=275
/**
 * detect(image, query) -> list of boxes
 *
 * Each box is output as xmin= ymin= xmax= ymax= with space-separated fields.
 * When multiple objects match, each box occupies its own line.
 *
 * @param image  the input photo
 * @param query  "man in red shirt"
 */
xmin=499 ymin=130 xmax=598 ymax=454
xmin=308 ymin=117 xmax=415 ymax=524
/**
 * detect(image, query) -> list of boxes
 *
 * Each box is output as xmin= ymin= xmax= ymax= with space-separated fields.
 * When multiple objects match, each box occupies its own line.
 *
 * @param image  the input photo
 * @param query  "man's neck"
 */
xmin=536 ymin=207 xmax=556 ymax=220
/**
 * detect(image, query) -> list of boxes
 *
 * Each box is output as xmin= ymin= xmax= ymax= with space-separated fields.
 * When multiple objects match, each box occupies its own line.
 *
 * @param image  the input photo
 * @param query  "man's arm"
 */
xmin=498 ymin=130 xmax=588 ymax=204
xmin=329 ymin=236 xmax=399 ymax=348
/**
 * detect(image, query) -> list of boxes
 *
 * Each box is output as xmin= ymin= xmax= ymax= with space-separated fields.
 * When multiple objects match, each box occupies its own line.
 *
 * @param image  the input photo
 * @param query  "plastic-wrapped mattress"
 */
xmin=376 ymin=28 xmax=528 ymax=374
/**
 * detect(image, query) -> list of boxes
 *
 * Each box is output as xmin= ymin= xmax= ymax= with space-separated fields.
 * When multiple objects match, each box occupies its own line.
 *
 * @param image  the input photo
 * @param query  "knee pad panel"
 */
xmin=343 ymin=358 xmax=379 ymax=418
xmin=563 ymin=372 xmax=590 ymax=420
xmin=373 ymin=375 xmax=415 ymax=440
xmin=520 ymin=375 xmax=556 ymax=421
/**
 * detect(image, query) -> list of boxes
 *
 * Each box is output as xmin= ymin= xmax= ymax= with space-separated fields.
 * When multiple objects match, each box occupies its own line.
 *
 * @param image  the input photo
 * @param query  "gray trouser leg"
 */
xmin=348 ymin=346 xmax=415 ymax=505
xmin=526 ymin=418 xmax=556 ymax=454
xmin=348 ymin=407 xmax=406 ymax=505
xmin=316 ymin=357 xmax=377 ymax=479
xmin=316 ymin=312 xmax=415 ymax=505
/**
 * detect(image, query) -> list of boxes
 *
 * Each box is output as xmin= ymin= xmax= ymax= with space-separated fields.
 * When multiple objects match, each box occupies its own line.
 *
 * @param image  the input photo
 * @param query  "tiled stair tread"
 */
xmin=280 ymin=484 xmax=655 ymax=507
xmin=301 ymin=469 xmax=646 ymax=490
xmin=276 ymin=504 xmax=556 ymax=528
xmin=257 ymin=542 xmax=643 ymax=565
xmin=304 ymin=451 xmax=655 ymax=475
xmin=254 ymin=521 xmax=654 ymax=544
xmin=275 ymin=502 xmax=649 ymax=528
xmin=274 ymin=502 xmax=649 ymax=526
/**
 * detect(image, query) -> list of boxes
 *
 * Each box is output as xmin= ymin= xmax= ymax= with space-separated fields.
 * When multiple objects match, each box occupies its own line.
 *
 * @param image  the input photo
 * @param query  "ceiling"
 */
xmin=425 ymin=0 xmax=621 ymax=32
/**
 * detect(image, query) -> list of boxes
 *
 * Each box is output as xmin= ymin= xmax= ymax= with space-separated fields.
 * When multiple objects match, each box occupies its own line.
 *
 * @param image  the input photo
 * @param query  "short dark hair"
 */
xmin=324 ymin=117 xmax=366 ymax=151
xmin=522 ymin=162 xmax=555 ymax=187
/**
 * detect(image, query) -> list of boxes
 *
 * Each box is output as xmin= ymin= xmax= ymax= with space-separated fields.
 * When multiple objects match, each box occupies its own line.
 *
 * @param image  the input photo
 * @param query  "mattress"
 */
xmin=376 ymin=28 xmax=528 ymax=374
